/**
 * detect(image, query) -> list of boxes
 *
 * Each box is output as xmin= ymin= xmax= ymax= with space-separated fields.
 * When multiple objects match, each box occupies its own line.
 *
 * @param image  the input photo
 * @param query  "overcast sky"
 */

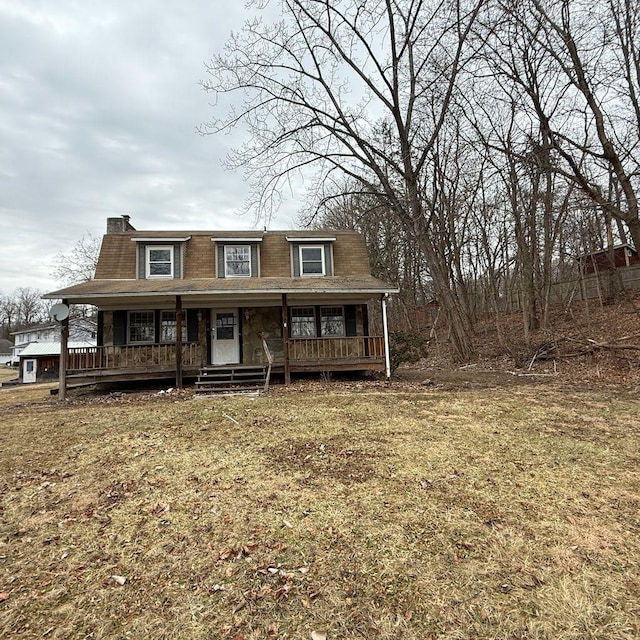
xmin=0 ymin=0 xmax=298 ymax=297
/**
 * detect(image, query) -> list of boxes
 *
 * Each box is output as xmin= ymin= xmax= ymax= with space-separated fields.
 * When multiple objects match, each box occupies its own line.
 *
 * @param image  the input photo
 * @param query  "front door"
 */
xmin=23 ymin=358 xmax=37 ymax=383
xmin=211 ymin=309 xmax=240 ymax=365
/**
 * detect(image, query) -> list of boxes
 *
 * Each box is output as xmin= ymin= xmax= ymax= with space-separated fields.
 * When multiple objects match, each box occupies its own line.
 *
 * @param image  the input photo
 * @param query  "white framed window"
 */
xmin=146 ymin=245 xmax=174 ymax=278
xmin=129 ymin=311 xmax=155 ymax=343
xmin=225 ymin=245 xmax=251 ymax=277
xmin=291 ymin=307 xmax=317 ymax=337
xmin=160 ymin=311 xmax=187 ymax=343
xmin=299 ymin=245 xmax=325 ymax=276
xmin=320 ymin=306 xmax=345 ymax=336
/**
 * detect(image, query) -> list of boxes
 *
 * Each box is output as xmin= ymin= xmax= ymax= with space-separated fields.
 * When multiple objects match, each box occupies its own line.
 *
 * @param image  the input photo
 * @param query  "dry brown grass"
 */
xmin=0 ymin=367 xmax=18 ymax=384
xmin=0 ymin=379 xmax=639 ymax=639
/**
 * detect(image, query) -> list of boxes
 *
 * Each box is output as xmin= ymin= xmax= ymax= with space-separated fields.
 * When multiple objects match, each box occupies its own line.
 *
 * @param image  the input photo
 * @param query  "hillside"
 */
xmin=398 ymin=291 xmax=640 ymax=389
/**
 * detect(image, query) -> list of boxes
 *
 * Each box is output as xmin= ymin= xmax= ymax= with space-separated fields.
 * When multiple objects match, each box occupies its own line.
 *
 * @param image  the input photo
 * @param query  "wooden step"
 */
xmin=200 ymin=365 xmax=265 ymax=374
xmin=195 ymin=365 xmax=267 ymax=395
xmin=199 ymin=371 xmax=265 ymax=380
xmin=195 ymin=384 xmax=263 ymax=394
xmin=195 ymin=378 xmax=265 ymax=387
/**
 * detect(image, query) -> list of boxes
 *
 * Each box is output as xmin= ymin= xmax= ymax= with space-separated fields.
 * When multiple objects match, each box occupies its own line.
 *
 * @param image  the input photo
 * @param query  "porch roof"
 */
xmin=44 ymin=275 xmax=398 ymax=304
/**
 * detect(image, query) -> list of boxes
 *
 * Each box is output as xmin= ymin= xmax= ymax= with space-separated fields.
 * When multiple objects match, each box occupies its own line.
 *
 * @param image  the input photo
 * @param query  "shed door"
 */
xmin=23 ymin=359 xmax=37 ymax=384
xmin=211 ymin=309 xmax=240 ymax=365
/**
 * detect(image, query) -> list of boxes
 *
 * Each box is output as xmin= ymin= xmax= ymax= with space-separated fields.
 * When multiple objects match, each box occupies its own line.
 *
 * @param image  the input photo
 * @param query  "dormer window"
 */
xmin=212 ymin=237 xmax=261 ymax=278
xmin=225 ymin=245 xmax=251 ymax=277
xmin=133 ymin=237 xmax=189 ymax=279
xmin=146 ymin=246 xmax=174 ymax=278
xmin=299 ymin=245 xmax=325 ymax=276
xmin=287 ymin=236 xmax=335 ymax=277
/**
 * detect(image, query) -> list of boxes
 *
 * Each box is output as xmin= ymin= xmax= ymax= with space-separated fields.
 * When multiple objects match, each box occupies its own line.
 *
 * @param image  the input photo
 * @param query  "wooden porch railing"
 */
xmin=67 ymin=343 xmax=202 ymax=371
xmin=289 ymin=336 xmax=385 ymax=361
xmin=66 ymin=337 xmax=383 ymax=373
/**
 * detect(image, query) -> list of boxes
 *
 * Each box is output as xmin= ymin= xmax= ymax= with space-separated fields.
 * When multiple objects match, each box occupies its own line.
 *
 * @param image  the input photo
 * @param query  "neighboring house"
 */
xmin=10 ymin=323 xmax=59 ymax=365
xmin=0 ymin=338 xmax=12 ymax=366
xmin=44 ymin=216 xmax=398 ymax=390
xmin=10 ymin=318 xmax=97 ymax=381
xmin=579 ymin=244 xmax=639 ymax=275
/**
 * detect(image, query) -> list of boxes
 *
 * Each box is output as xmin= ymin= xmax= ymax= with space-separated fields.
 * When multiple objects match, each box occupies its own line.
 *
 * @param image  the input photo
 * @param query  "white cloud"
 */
xmin=0 ymin=0 xmax=297 ymax=295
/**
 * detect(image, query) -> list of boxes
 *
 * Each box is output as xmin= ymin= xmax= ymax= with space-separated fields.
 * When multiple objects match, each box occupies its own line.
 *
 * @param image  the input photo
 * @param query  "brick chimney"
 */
xmin=106 ymin=215 xmax=136 ymax=233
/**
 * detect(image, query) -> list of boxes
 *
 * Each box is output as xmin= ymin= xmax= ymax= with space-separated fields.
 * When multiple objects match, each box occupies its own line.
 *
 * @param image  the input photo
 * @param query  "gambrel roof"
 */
xmin=45 ymin=228 xmax=397 ymax=304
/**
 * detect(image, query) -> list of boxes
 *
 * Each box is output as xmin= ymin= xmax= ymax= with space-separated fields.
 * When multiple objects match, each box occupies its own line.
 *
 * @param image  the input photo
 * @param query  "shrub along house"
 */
xmin=44 ymin=216 xmax=397 ymax=393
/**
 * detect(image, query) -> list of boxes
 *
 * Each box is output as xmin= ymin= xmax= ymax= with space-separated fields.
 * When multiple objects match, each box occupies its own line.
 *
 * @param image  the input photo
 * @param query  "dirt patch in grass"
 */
xmin=265 ymin=436 xmax=381 ymax=484
xmin=1 ymin=380 xmax=639 ymax=639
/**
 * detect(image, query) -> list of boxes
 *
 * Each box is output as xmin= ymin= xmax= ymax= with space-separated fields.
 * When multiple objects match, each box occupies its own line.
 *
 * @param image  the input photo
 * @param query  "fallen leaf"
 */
xmin=0 ymin=591 xmax=9 ymax=602
xmin=219 ymin=547 xmax=234 ymax=560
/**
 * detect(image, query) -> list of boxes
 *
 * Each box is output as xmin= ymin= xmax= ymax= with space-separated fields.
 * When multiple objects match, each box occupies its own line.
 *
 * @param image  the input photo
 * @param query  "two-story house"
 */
xmin=44 ymin=216 xmax=397 ymax=391
xmin=10 ymin=323 xmax=59 ymax=364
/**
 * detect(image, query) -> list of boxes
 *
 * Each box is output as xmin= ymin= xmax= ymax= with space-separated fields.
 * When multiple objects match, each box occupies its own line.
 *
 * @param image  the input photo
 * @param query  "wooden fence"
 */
xmin=508 ymin=264 xmax=640 ymax=312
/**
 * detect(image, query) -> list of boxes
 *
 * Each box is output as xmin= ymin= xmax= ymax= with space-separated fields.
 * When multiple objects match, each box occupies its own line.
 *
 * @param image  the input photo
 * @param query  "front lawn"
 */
xmin=0 ymin=380 xmax=638 ymax=639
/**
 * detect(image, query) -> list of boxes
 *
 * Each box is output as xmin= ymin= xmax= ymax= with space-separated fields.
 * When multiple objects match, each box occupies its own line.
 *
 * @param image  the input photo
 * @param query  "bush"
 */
xmin=389 ymin=331 xmax=430 ymax=373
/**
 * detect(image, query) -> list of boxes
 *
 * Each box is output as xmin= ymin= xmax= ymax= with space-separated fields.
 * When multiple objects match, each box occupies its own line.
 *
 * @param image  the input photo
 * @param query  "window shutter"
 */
xmin=250 ymin=244 xmax=259 ymax=277
xmin=137 ymin=245 xmax=145 ymax=279
xmin=174 ymin=244 xmax=182 ymax=279
xmin=113 ymin=311 xmax=127 ymax=345
xmin=324 ymin=243 xmax=333 ymax=276
xmin=292 ymin=245 xmax=300 ymax=276
xmin=187 ymin=309 xmax=199 ymax=342
xmin=217 ymin=245 xmax=225 ymax=278
xmin=345 ymin=306 xmax=357 ymax=336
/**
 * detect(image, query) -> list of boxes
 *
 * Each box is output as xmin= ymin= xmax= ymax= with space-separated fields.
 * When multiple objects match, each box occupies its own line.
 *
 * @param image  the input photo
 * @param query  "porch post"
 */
xmin=381 ymin=293 xmax=392 ymax=383
xmin=282 ymin=293 xmax=291 ymax=385
xmin=175 ymin=296 xmax=183 ymax=390
xmin=197 ymin=310 xmax=206 ymax=369
xmin=59 ymin=299 xmax=69 ymax=401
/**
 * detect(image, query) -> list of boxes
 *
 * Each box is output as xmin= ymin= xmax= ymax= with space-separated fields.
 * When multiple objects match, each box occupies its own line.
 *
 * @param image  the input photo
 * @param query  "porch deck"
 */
xmin=63 ymin=336 xmax=386 ymax=387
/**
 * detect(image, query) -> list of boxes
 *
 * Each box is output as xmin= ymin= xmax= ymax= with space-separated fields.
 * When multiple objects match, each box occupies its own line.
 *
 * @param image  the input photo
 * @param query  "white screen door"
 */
xmin=23 ymin=358 xmax=37 ymax=383
xmin=211 ymin=309 xmax=240 ymax=364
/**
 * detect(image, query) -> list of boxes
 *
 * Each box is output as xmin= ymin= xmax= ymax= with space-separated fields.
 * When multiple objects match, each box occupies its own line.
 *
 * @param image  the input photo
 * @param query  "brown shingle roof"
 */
xmin=47 ymin=228 xmax=398 ymax=302
xmin=94 ymin=229 xmax=374 ymax=279
xmin=45 ymin=275 xmax=396 ymax=301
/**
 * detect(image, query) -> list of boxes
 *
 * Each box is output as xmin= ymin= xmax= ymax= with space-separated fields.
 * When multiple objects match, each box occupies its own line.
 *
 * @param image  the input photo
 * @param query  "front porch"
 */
xmin=63 ymin=336 xmax=387 ymax=388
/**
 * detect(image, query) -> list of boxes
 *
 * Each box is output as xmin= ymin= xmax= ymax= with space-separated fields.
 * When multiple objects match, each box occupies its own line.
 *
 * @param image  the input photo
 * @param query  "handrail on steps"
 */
xmin=259 ymin=333 xmax=273 ymax=392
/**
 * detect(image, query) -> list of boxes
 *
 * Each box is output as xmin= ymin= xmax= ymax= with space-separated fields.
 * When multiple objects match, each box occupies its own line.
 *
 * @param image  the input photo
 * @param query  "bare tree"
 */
xmin=14 ymin=288 xmax=47 ymax=327
xmin=51 ymin=233 xmax=100 ymax=285
xmin=309 ymin=185 xmax=430 ymax=330
xmin=202 ymin=0 xmax=486 ymax=361
xmin=492 ymin=0 xmax=640 ymax=249
xmin=0 ymin=293 xmax=19 ymax=339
